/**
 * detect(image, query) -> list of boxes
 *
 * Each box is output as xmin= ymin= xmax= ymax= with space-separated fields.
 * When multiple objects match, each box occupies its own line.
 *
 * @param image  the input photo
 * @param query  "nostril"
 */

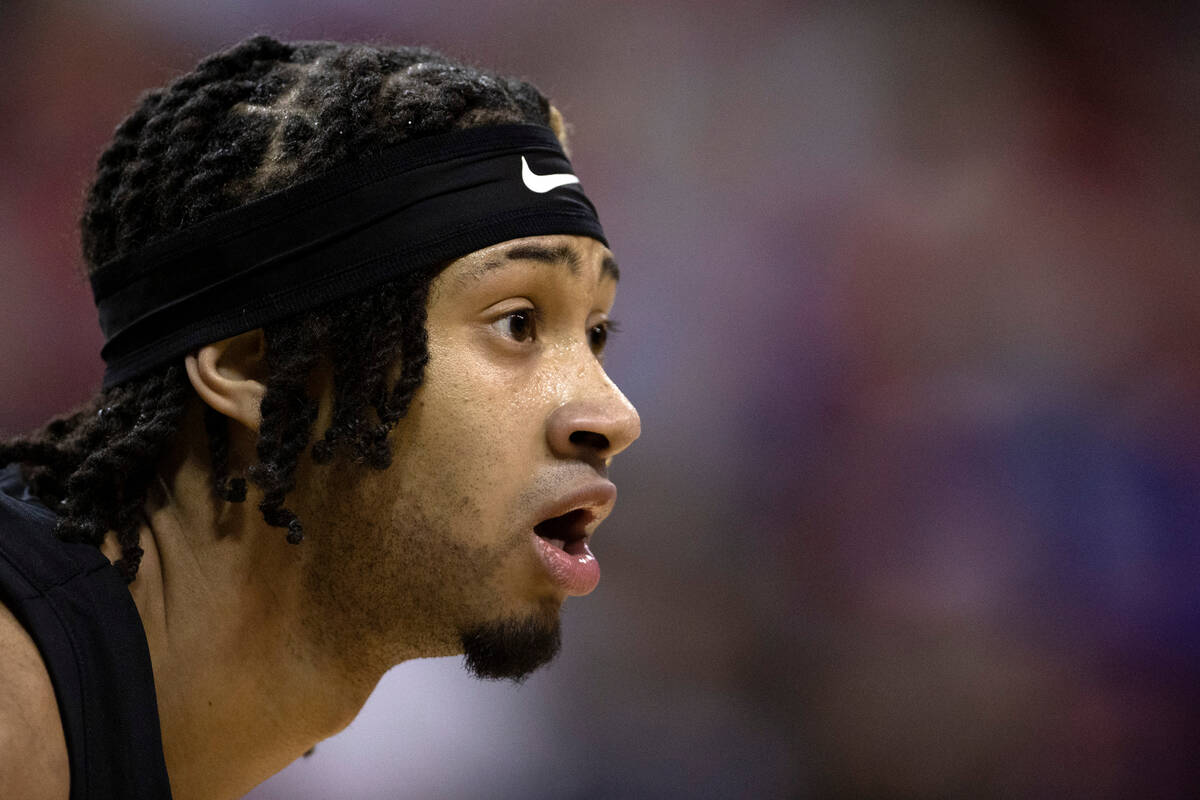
xmin=569 ymin=430 xmax=609 ymax=452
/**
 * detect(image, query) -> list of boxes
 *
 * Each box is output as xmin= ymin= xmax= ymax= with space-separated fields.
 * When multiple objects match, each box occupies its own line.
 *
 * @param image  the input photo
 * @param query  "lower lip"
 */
xmin=533 ymin=535 xmax=600 ymax=596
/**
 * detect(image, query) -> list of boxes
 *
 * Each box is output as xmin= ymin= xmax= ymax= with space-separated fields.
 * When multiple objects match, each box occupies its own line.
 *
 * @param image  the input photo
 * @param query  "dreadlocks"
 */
xmin=0 ymin=35 xmax=568 ymax=581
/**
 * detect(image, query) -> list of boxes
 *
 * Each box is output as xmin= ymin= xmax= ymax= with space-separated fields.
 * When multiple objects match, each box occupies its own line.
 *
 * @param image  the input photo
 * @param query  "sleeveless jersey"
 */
xmin=0 ymin=464 xmax=172 ymax=798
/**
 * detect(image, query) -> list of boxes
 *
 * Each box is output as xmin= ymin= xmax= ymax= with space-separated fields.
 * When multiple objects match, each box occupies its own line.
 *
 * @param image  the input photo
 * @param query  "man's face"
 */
xmin=299 ymin=234 xmax=640 ymax=681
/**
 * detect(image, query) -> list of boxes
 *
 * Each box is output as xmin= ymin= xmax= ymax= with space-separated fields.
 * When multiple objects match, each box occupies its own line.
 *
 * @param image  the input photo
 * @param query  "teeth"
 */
xmin=535 ymin=512 xmax=576 ymax=549
xmin=535 ymin=508 xmax=590 ymax=544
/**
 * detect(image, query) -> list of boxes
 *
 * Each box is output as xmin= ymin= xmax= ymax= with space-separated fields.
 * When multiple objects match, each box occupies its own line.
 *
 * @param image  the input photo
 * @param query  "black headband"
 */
xmin=90 ymin=124 xmax=607 ymax=388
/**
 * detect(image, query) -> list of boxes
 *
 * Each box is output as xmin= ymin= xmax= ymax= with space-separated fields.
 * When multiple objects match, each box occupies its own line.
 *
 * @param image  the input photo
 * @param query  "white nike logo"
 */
xmin=521 ymin=156 xmax=580 ymax=193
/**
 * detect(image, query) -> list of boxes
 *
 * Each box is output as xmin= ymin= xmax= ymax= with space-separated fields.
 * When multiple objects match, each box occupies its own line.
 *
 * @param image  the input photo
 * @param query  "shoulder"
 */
xmin=0 ymin=600 xmax=70 ymax=800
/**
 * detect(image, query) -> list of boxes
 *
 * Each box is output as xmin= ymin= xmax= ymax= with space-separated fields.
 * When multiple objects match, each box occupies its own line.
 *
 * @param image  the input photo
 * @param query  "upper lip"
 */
xmin=532 ymin=481 xmax=618 ymax=540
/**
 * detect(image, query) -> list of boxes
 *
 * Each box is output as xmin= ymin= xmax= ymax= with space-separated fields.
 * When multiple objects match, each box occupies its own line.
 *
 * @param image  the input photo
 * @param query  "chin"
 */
xmin=459 ymin=612 xmax=563 ymax=682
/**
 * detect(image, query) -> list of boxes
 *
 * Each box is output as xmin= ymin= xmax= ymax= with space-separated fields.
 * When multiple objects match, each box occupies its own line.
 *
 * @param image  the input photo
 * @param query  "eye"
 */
xmin=589 ymin=319 xmax=619 ymax=355
xmin=493 ymin=309 xmax=537 ymax=343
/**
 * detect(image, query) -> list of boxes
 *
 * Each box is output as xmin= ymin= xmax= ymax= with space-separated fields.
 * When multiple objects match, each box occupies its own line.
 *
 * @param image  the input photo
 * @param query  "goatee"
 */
xmin=460 ymin=615 xmax=562 ymax=682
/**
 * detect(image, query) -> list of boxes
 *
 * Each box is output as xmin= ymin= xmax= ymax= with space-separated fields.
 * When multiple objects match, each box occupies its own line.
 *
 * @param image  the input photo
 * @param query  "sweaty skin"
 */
xmin=69 ymin=233 xmax=639 ymax=800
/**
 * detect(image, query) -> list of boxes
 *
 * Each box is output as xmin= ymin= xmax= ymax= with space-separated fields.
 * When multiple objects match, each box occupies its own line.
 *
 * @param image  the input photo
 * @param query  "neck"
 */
xmin=108 ymin=426 xmax=383 ymax=800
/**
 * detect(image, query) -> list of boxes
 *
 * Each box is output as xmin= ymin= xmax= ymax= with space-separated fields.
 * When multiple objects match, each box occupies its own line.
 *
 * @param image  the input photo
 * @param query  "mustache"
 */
xmin=516 ymin=463 xmax=610 ymax=510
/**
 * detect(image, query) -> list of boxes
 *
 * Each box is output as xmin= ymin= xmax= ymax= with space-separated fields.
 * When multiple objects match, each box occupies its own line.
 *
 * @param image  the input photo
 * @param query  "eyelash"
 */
xmin=492 ymin=309 xmax=619 ymax=355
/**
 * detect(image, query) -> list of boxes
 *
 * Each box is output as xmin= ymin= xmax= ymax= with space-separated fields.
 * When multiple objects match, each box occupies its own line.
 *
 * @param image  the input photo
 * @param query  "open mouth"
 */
xmin=529 ymin=487 xmax=609 ymax=596
xmin=533 ymin=508 xmax=592 ymax=555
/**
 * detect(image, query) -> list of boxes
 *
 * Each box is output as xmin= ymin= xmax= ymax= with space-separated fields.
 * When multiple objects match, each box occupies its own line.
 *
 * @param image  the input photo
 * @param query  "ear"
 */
xmin=184 ymin=329 xmax=268 ymax=432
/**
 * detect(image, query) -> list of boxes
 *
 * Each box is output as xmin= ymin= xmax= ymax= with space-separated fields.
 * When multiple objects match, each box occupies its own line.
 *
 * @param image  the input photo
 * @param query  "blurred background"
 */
xmin=3 ymin=1 xmax=1199 ymax=797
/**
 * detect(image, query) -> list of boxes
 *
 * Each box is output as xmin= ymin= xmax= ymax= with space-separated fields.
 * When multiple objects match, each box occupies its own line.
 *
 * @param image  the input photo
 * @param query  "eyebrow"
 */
xmin=462 ymin=242 xmax=620 ymax=284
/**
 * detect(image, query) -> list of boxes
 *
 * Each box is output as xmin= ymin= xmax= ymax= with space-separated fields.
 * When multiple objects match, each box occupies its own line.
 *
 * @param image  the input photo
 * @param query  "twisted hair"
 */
xmin=1 ymin=35 xmax=563 ymax=580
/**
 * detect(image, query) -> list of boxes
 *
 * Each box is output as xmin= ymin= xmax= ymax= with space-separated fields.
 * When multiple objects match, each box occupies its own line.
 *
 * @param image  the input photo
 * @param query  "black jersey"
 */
xmin=0 ymin=464 xmax=171 ymax=798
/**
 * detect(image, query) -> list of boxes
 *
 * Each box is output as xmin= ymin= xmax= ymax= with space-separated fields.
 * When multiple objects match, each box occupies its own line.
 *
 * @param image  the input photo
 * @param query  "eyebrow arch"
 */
xmin=505 ymin=243 xmax=581 ymax=273
xmin=465 ymin=242 xmax=620 ymax=283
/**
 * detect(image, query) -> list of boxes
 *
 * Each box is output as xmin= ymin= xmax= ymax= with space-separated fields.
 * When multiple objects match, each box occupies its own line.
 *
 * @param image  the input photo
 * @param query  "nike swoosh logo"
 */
xmin=521 ymin=156 xmax=581 ymax=193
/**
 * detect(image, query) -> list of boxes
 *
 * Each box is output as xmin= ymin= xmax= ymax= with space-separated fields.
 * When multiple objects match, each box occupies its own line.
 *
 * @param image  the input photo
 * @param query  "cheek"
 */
xmin=384 ymin=347 xmax=545 ymax=538
xmin=420 ymin=332 xmax=559 ymax=456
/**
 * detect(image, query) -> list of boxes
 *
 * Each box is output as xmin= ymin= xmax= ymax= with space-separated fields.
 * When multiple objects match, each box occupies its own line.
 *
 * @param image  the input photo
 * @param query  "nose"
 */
xmin=546 ymin=371 xmax=641 ymax=469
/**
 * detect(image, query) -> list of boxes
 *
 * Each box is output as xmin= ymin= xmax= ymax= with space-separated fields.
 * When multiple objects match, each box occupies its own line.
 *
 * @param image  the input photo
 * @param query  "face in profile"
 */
xmin=298 ymin=233 xmax=641 ymax=682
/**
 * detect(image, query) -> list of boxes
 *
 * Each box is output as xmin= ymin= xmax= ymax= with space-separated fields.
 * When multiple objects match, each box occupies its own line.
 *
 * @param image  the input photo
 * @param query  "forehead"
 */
xmin=444 ymin=234 xmax=620 ymax=288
